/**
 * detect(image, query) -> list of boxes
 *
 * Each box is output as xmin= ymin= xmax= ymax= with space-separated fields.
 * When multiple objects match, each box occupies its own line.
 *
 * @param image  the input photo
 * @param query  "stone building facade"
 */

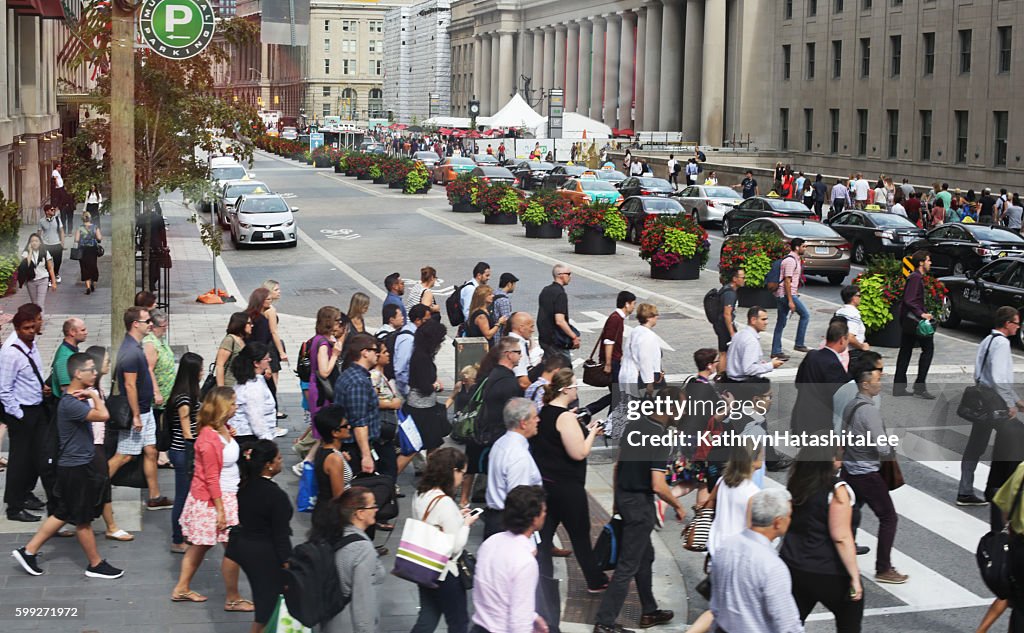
xmin=383 ymin=0 xmax=452 ymax=124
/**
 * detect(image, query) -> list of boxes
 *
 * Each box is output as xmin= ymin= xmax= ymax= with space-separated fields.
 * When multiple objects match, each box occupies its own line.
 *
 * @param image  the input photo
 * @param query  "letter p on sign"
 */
xmin=165 ymin=4 xmax=193 ymax=32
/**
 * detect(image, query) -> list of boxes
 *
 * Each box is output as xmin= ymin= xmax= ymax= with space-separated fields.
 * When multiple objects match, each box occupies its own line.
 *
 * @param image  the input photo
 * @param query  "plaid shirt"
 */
xmin=335 ymin=364 xmax=380 ymax=442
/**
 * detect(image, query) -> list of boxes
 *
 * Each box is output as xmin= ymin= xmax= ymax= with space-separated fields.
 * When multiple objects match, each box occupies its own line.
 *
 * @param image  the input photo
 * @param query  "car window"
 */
xmin=704 ymin=187 xmax=742 ymax=199
xmin=580 ymin=180 xmax=617 ymax=191
xmin=840 ymin=214 xmax=863 ymax=227
xmin=1002 ymin=263 xmax=1024 ymax=289
xmin=779 ymin=222 xmax=841 ymax=238
xmin=451 ymin=157 xmax=475 ymax=165
xmin=679 ymin=187 xmax=695 ymax=197
xmin=225 ymin=183 xmax=268 ymax=198
xmin=967 ymin=225 xmax=1024 ymax=243
xmin=562 ymin=179 xmax=577 ymax=190
xmin=869 ymin=213 xmax=916 ymax=228
xmin=741 ymin=220 xmax=771 ymax=234
xmin=930 ymin=226 xmax=954 ymax=239
xmin=979 ymin=259 xmax=1017 ymax=284
xmin=768 ymin=199 xmax=810 ymax=212
xmin=642 ymin=199 xmax=684 ymax=212
xmin=240 ymin=198 xmax=290 ymax=213
xmin=212 ymin=166 xmax=246 ymax=181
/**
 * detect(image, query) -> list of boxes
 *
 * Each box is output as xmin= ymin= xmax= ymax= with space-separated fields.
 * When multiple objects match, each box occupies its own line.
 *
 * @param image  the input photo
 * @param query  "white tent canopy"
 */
xmin=484 ymin=94 xmax=547 ymax=129
xmin=422 ymin=116 xmax=491 ymax=128
xmin=533 ymin=112 xmax=612 ymax=139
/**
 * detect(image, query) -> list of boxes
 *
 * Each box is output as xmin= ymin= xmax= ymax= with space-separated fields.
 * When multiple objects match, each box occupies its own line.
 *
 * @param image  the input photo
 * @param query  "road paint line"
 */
xmin=889 ymin=484 xmax=990 ymax=552
xmin=296 ymin=227 xmax=386 ymax=300
xmin=805 ymin=600 xmax=990 ymax=621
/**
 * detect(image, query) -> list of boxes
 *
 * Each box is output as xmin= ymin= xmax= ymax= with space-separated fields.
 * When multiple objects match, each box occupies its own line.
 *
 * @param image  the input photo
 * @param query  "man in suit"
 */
xmin=791 ymin=317 xmax=852 ymax=435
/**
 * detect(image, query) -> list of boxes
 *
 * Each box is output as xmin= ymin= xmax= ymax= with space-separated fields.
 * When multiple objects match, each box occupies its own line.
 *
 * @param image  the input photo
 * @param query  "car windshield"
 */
xmin=212 ymin=166 xmax=246 ymax=181
xmin=475 ymin=155 xmax=498 ymax=162
xmin=768 ymin=200 xmax=811 ymax=212
xmin=703 ymin=187 xmax=742 ymax=199
xmin=597 ymin=170 xmax=626 ymax=180
xmin=482 ymin=169 xmax=512 ymax=177
xmin=416 ymin=152 xmax=439 ymax=160
xmin=967 ymin=225 xmax=1024 ymax=243
xmin=581 ymin=180 xmax=617 ymax=191
xmin=639 ymin=178 xmax=671 ymax=188
xmin=643 ymin=199 xmax=684 ymax=212
xmin=869 ymin=213 xmax=917 ymax=228
xmin=450 ymin=157 xmax=475 ymax=165
xmin=225 ymin=183 xmax=268 ymax=198
xmin=779 ymin=222 xmax=840 ymax=238
xmin=528 ymin=162 xmax=554 ymax=170
xmin=240 ymin=198 xmax=290 ymax=213
xmin=565 ymin=167 xmax=587 ymax=175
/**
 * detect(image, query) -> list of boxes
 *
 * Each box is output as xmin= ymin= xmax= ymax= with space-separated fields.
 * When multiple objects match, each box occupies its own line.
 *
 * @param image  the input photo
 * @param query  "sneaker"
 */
xmin=875 ymin=568 xmax=909 ymax=584
xmin=85 ymin=560 xmax=124 ymax=579
xmin=291 ymin=461 xmax=305 ymax=477
xmin=55 ymin=276 xmax=62 ymax=284
xmin=146 ymin=496 xmax=173 ymax=511
xmin=956 ymin=494 xmax=988 ymax=506
xmin=274 ymin=427 xmax=289 ymax=438
xmin=12 ymin=547 xmax=43 ymax=576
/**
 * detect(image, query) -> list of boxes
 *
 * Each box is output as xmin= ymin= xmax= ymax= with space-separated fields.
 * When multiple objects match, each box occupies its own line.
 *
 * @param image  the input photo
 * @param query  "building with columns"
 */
xmin=450 ymin=0 xmax=1023 ymax=186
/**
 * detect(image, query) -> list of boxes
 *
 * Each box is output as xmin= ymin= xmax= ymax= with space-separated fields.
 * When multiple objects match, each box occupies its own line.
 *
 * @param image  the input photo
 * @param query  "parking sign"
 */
xmin=310 ymin=133 xmax=324 ymax=150
xmin=139 ymin=0 xmax=216 ymax=60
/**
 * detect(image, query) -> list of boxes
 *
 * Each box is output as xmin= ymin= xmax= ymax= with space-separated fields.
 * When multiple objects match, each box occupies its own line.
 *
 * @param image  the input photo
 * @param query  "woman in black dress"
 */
xmin=463 ymin=285 xmax=506 ymax=345
xmin=405 ymin=319 xmax=450 ymax=456
xmin=226 ymin=440 xmax=292 ymax=633
xmin=75 ymin=212 xmax=102 ymax=294
xmin=245 ymin=288 xmax=280 ymax=411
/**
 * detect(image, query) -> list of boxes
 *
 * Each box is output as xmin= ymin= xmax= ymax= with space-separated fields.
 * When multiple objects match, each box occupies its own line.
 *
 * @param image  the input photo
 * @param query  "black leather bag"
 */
xmin=105 ymin=394 xmax=132 ymax=431
xmin=958 ymin=335 xmax=1011 ymax=423
xmin=111 ymin=455 xmax=146 ymax=488
xmin=582 ymin=339 xmax=612 ymax=388
xmin=977 ymin=479 xmax=1024 ymax=599
xmin=553 ymin=324 xmax=581 ymax=350
xmin=456 ymin=551 xmax=476 ymax=590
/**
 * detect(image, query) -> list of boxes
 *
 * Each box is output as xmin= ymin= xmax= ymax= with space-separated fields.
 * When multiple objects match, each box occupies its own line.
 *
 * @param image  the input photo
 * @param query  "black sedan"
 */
xmin=826 ymin=210 xmax=926 ymax=264
xmin=903 ymin=224 xmax=1024 ymax=277
xmin=940 ymin=256 xmax=1024 ymax=345
xmin=469 ymin=166 xmax=518 ymax=185
xmin=511 ymin=161 xmax=555 ymax=190
xmin=541 ymin=165 xmax=592 ymax=190
xmin=619 ymin=196 xmax=685 ymax=244
xmin=721 ymin=196 xmax=816 ymax=235
xmin=617 ymin=177 xmax=674 ymax=199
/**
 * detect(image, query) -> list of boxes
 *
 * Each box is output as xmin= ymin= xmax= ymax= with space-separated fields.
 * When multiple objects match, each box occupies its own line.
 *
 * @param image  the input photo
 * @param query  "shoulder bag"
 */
xmin=845 ymin=400 xmax=904 ymax=491
xmin=682 ymin=480 xmax=719 ymax=553
xmin=958 ymin=335 xmax=1011 ymax=423
xmin=391 ymin=494 xmax=455 ymax=589
xmin=977 ymin=476 xmax=1024 ymax=599
xmin=105 ymin=365 xmax=133 ymax=431
xmin=582 ymin=338 xmax=612 ymax=388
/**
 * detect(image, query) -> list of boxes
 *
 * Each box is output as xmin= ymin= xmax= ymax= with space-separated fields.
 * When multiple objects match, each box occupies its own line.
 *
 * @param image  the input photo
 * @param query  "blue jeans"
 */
xmin=772 ymin=295 xmax=810 ymax=355
xmin=411 ymin=572 xmax=469 ymax=633
xmin=168 ymin=445 xmax=193 ymax=545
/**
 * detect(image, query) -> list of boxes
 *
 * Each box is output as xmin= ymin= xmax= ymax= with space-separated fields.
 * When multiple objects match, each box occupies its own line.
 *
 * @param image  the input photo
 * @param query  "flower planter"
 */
xmin=357 ymin=173 xmax=371 ymax=180
xmin=484 ymin=212 xmax=518 ymax=225
xmin=737 ymin=286 xmax=777 ymax=308
xmin=408 ymin=186 xmax=430 ymax=195
xmin=650 ymin=257 xmax=701 ymax=280
xmin=574 ymin=226 xmax=617 ymax=255
xmin=334 ymin=164 xmax=343 ymax=173
xmin=345 ymin=170 xmax=357 ymax=177
xmin=866 ymin=314 xmax=903 ymax=348
xmin=314 ymin=157 xmax=332 ymax=168
xmin=389 ymin=181 xmax=405 ymax=190
xmin=373 ymin=177 xmax=388 ymax=185
xmin=525 ymin=222 xmax=562 ymax=239
xmin=452 ymin=201 xmax=479 ymax=213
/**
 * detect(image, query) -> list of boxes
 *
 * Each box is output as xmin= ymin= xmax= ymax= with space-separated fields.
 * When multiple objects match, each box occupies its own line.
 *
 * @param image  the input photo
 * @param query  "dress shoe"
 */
xmin=25 ymin=492 xmax=43 ymax=505
xmin=771 ymin=353 xmax=791 ymax=361
xmin=892 ymin=388 xmax=913 ymax=397
xmin=593 ymin=625 xmax=635 ymax=633
xmin=7 ymin=510 xmax=41 ymax=522
xmin=638 ymin=609 xmax=674 ymax=628
xmin=956 ymin=494 xmax=988 ymax=506
xmin=793 ymin=345 xmax=810 ymax=353
xmin=23 ymin=498 xmax=45 ymax=511
xmin=914 ymin=389 xmax=937 ymax=400
xmin=551 ymin=547 xmax=573 ymax=557
xmin=856 ymin=545 xmax=871 ymax=555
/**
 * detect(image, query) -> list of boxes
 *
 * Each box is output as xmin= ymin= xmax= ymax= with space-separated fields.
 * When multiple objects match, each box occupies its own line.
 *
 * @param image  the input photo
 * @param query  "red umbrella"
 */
xmin=451 ymin=129 xmax=465 ymax=138
xmin=438 ymin=127 xmax=452 ymax=135
xmin=465 ymin=130 xmax=482 ymax=139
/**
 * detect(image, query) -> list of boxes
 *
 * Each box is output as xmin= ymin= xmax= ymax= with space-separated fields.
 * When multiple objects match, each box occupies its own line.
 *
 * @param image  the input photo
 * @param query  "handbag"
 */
xmin=977 ymin=478 xmax=1024 ymax=599
xmin=958 ymin=335 xmax=1011 ymax=423
xmin=392 ymin=495 xmax=455 ymax=588
xmin=315 ymin=371 xmax=335 ymax=403
xmin=397 ymin=409 xmax=424 ymax=455
xmin=682 ymin=481 xmax=719 ymax=552
xmin=553 ymin=323 xmax=581 ymax=350
xmin=879 ymin=458 xmax=905 ymax=491
xmin=582 ymin=339 xmax=612 ymax=388
xmin=593 ymin=514 xmax=623 ymax=571
xmin=155 ymin=409 xmax=172 ymax=452
xmin=200 ymin=363 xmax=217 ymax=401
xmin=296 ymin=460 xmax=319 ymax=513
xmin=265 ymin=594 xmax=313 ymax=633
xmin=96 ymin=244 xmax=104 ymax=257
xmin=456 ymin=550 xmax=476 ymax=590
xmin=451 ymin=378 xmax=488 ymax=443
xmin=105 ymin=372 xmax=133 ymax=431
xmin=69 ymin=247 xmax=81 ymax=261
xmin=111 ymin=455 xmax=147 ymax=488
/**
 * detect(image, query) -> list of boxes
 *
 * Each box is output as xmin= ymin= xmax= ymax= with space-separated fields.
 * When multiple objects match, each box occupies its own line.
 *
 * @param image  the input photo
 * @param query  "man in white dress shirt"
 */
xmin=725 ymin=307 xmax=785 ymax=383
xmin=483 ymin=398 xmax=542 ymax=538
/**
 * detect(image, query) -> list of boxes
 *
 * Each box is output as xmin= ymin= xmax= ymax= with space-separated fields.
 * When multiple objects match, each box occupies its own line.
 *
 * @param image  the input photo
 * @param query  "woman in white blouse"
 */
xmin=617 ymin=303 xmax=664 ymax=399
xmin=410 ymin=447 xmax=479 ymax=633
xmin=227 ymin=342 xmax=277 ymax=445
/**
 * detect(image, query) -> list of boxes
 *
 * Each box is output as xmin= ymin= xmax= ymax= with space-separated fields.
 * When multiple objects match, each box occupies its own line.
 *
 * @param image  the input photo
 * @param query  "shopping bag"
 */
xmin=265 ymin=595 xmax=313 ymax=633
xmin=398 ymin=409 xmax=424 ymax=455
xmin=392 ymin=501 xmax=456 ymax=588
xmin=296 ymin=461 xmax=318 ymax=513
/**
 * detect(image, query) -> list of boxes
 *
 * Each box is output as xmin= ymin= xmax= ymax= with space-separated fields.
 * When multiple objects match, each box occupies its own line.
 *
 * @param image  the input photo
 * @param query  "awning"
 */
xmin=8 ymin=0 xmax=66 ymax=19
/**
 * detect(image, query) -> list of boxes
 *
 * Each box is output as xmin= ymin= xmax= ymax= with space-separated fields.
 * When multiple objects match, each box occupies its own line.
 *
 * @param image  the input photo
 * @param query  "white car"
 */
xmin=215 ymin=179 xmax=271 ymax=227
xmin=230 ymin=193 xmax=298 ymax=249
xmin=281 ymin=127 xmax=298 ymax=140
xmin=674 ymin=184 xmax=743 ymax=225
xmin=201 ymin=159 xmax=249 ymax=213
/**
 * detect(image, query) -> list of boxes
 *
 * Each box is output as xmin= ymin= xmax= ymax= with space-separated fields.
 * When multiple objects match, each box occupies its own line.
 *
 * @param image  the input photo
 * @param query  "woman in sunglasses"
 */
xmin=312 ymin=404 xmax=354 ymax=518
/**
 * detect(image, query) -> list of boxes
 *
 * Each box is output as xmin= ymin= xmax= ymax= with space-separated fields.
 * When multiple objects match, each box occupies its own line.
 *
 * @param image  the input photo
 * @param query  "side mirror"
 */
xmin=291 ymin=207 xmax=299 ymax=213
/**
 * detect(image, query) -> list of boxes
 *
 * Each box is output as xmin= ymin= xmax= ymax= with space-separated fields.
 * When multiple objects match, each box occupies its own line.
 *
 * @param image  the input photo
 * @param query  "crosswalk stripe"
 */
xmin=889 ymin=484 xmax=990 ymax=553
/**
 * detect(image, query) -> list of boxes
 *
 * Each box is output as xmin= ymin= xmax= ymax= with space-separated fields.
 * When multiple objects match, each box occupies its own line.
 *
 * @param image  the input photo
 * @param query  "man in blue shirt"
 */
xmin=335 ymin=333 xmax=381 ymax=474
xmin=383 ymin=272 xmax=407 ymax=325
xmin=393 ymin=304 xmax=429 ymax=396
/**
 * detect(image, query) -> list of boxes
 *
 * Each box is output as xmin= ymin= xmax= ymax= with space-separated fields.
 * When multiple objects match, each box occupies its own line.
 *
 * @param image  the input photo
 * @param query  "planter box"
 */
xmin=452 ymin=201 xmax=479 ymax=213
xmin=314 ymin=157 xmax=331 ymax=168
xmin=334 ymin=164 xmax=343 ymax=173
xmin=345 ymin=170 xmax=357 ymax=177
xmin=407 ymin=186 xmax=430 ymax=194
xmin=373 ymin=177 xmax=388 ymax=185
xmin=389 ymin=181 xmax=405 ymax=190
xmin=737 ymin=286 xmax=777 ymax=308
xmin=866 ymin=315 xmax=903 ymax=348
xmin=574 ymin=226 xmax=617 ymax=255
xmin=525 ymin=222 xmax=562 ymax=238
xmin=357 ymin=174 xmax=371 ymax=180
xmin=650 ymin=257 xmax=701 ymax=280
xmin=484 ymin=212 xmax=518 ymax=225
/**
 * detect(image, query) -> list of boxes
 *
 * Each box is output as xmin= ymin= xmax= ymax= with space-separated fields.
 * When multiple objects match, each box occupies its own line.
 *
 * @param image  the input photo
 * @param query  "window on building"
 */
xmin=830 ymin=109 xmax=840 ymax=154
xmin=998 ymin=27 xmax=1012 ymax=73
xmin=834 ymin=0 xmax=844 ymax=11
xmin=373 ymin=60 xmax=383 ymax=75
xmin=324 ymin=19 xmax=329 ymax=32
xmin=784 ymin=0 xmax=793 ymax=19
xmin=959 ymin=29 xmax=972 ymax=73
xmin=954 ymin=110 xmax=969 ymax=164
xmin=342 ymin=20 xmax=354 ymax=32
xmin=804 ymin=109 xmax=814 ymax=152
xmin=886 ymin=109 xmax=899 ymax=158
xmin=324 ymin=38 xmax=330 ymax=52
xmin=341 ymin=40 xmax=355 ymax=54
xmin=780 ymin=109 xmax=790 ymax=150
xmin=994 ymin=111 xmax=1008 ymax=166
xmin=919 ymin=110 xmax=932 ymax=161
xmin=323 ymin=103 xmax=331 ymax=118
xmin=832 ymin=40 xmax=843 ymax=78
xmin=368 ymin=88 xmax=384 ymax=118
xmin=857 ymin=109 xmax=868 ymax=156
xmin=324 ymin=59 xmax=330 ymax=74
xmin=369 ymin=21 xmax=383 ymax=33
xmin=922 ymin=32 xmax=935 ymax=75
xmin=862 ymin=0 xmax=872 ymax=8
xmin=891 ymin=0 xmax=902 ymax=6
xmin=782 ymin=45 xmax=792 ymax=80
xmin=343 ymin=59 xmax=355 ymax=75
xmin=806 ymin=43 xmax=816 ymax=79
xmin=890 ymin=35 xmax=901 ymax=76
xmin=860 ymin=38 xmax=870 ymax=77
xmin=341 ymin=88 xmax=357 ymax=119
xmin=369 ymin=40 xmax=382 ymax=54
xmin=322 ymin=86 xmax=331 ymax=97
xmin=808 ymin=0 xmax=817 ymax=17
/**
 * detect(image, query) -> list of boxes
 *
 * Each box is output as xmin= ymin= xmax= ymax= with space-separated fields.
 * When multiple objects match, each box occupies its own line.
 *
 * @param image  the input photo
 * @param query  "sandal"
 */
xmin=171 ymin=590 xmax=208 ymax=603
xmin=105 ymin=529 xmax=134 ymax=541
xmin=224 ymin=598 xmax=255 ymax=612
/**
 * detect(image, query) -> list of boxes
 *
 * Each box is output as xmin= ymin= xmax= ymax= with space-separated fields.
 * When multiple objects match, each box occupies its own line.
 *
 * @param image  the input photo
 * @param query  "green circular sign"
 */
xmin=139 ymin=0 xmax=215 ymax=59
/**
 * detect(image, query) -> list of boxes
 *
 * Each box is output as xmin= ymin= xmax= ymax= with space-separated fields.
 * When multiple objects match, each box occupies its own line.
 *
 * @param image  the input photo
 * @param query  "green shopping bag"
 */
xmin=265 ymin=595 xmax=313 ymax=633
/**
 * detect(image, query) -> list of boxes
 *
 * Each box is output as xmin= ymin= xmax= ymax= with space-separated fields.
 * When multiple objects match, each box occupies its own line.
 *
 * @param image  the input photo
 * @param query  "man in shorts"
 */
xmin=107 ymin=306 xmax=172 ymax=510
xmin=12 ymin=352 xmax=124 ymax=578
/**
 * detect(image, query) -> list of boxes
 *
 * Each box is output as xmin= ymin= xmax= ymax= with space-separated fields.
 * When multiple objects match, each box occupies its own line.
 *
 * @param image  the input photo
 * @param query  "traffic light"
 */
xmin=469 ymin=99 xmax=480 ymax=117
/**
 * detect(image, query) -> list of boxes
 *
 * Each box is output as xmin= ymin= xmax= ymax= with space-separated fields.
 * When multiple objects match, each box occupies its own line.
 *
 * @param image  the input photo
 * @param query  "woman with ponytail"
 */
xmin=226 ymin=439 xmax=292 ymax=633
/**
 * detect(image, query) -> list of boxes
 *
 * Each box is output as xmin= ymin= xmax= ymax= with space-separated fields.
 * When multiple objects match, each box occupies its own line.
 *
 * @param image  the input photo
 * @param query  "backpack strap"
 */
xmin=12 ymin=344 xmax=46 ymax=390
xmin=841 ymin=400 xmax=871 ymax=432
xmin=334 ymin=532 xmax=369 ymax=552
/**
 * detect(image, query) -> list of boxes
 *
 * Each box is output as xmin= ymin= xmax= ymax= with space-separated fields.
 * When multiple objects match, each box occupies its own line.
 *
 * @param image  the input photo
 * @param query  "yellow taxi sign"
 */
xmin=902 ymin=256 xmax=913 ymax=277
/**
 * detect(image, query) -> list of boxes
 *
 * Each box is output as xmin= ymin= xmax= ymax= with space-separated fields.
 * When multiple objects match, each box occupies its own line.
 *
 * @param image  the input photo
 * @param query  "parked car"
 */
xmin=413 ymin=151 xmax=441 ymax=169
xmin=594 ymin=169 xmax=628 ymax=186
xmin=281 ymin=127 xmax=298 ymax=140
xmin=360 ymin=143 xmax=386 ymax=154
xmin=511 ymin=161 xmax=555 ymax=190
xmin=825 ymin=210 xmax=926 ymax=264
xmin=903 ymin=223 xmax=1024 ymax=277
xmin=541 ymin=165 xmax=591 ymax=190
xmin=617 ymin=177 xmax=675 ymax=200
xmin=940 ymin=256 xmax=1024 ymax=344
xmin=214 ymin=179 xmax=272 ymax=227
xmin=468 ymin=166 xmax=518 ymax=185
xmin=674 ymin=185 xmax=743 ymax=225
xmin=723 ymin=218 xmax=851 ymax=284
xmin=721 ymin=196 xmax=816 ymax=235
xmin=557 ymin=178 xmax=623 ymax=207
xmin=431 ymin=156 xmax=477 ymax=184
xmin=203 ymin=160 xmax=249 ymax=213
xmin=229 ymin=193 xmax=298 ymax=249
xmin=473 ymin=154 xmax=500 ymax=166
xmin=619 ymin=196 xmax=685 ymax=244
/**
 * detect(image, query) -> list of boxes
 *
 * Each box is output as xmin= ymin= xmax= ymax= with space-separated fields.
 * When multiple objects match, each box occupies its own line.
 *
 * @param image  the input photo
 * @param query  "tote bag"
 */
xmin=392 ymin=496 xmax=456 ymax=588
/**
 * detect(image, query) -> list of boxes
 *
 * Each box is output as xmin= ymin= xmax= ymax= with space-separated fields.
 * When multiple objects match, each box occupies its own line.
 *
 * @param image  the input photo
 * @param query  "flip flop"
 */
xmin=224 ymin=598 xmax=254 ymax=612
xmin=105 ymin=529 xmax=134 ymax=541
xmin=172 ymin=591 xmax=208 ymax=603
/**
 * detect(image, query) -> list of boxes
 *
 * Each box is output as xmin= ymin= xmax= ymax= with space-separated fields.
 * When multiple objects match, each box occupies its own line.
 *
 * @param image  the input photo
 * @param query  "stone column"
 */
xmin=532 ymin=29 xmax=544 ymax=99
xmin=522 ymin=31 xmax=534 ymax=93
xmin=480 ymin=34 xmax=492 ymax=113
xmin=683 ymin=0 xmax=705 ymax=140
xmin=565 ymin=22 xmax=580 ymax=112
xmin=659 ymin=0 xmax=683 ymax=131
xmin=642 ymin=2 xmax=662 ymax=130
xmin=634 ymin=7 xmax=647 ymax=130
xmin=617 ymin=11 xmax=637 ymax=130
xmin=701 ymin=0 xmax=725 ymax=145
xmin=554 ymin=25 xmax=567 ymax=92
xmin=499 ymin=32 xmax=516 ymax=106
xmin=602 ymin=14 xmax=621 ymax=124
xmin=577 ymin=20 xmax=593 ymax=116
xmin=737 ymin=0 xmax=773 ymax=147
xmin=490 ymin=34 xmax=501 ymax=112
xmin=589 ymin=16 xmax=606 ymax=123
xmin=542 ymin=27 xmax=556 ymax=107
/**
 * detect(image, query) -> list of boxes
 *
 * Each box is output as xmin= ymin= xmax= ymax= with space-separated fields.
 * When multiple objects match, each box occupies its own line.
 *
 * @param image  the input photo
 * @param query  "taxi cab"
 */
xmin=557 ymin=178 xmax=624 ymax=206
xmin=431 ymin=157 xmax=477 ymax=185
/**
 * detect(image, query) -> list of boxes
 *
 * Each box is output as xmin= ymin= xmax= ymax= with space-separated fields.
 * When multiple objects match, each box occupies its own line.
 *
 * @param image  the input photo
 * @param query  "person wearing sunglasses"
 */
xmin=312 ymin=404 xmax=354 ymax=515
xmin=537 ymin=263 xmax=580 ymax=362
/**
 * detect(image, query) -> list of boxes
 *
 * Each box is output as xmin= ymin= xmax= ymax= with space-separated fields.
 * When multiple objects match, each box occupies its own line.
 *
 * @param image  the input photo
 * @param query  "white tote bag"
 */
xmin=392 ymin=496 xmax=456 ymax=588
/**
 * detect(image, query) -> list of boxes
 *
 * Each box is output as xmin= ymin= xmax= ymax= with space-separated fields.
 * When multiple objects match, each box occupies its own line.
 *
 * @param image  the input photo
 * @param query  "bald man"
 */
xmin=50 ymin=318 xmax=88 ymax=397
xmin=508 ymin=312 xmax=541 ymax=389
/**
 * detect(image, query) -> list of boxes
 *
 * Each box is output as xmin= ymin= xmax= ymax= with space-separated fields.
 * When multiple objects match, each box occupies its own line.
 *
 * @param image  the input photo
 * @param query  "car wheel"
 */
xmin=941 ymin=297 xmax=961 ymax=328
xmin=852 ymin=242 xmax=867 ymax=265
xmin=722 ymin=218 xmax=731 ymax=235
xmin=827 ymin=273 xmax=846 ymax=285
xmin=953 ymin=261 xmax=966 ymax=276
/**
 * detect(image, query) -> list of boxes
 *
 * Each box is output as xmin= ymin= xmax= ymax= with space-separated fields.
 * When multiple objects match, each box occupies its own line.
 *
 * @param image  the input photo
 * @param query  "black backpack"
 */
xmin=283 ymin=533 xmax=365 ymax=627
xmin=446 ymin=281 xmax=472 ymax=327
xmin=374 ymin=328 xmax=413 ymax=381
xmin=294 ymin=337 xmax=313 ymax=382
xmin=702 ymin=287 xmax=722 ymax=325
xmin=351 ymin=472 xmax=398 ymax=523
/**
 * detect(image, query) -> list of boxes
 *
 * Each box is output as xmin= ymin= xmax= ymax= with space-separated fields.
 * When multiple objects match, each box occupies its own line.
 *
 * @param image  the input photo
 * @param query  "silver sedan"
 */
xmin=674 ymin=184 xmax=744 ymax=225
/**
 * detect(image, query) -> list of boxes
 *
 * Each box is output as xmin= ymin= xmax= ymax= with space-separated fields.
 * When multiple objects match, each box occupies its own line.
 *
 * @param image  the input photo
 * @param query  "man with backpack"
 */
xmin=387 ymin=304 xmax=429 ymax=397
xmin=383 ymin=273 xmax=407 ymax=326
xmin=491 ymin=273 xmax=518 ymax=345
xmin=458 ymin=262 xmax=491 ymax=325
xmin=771 ymin=238 xmax=810 ymax=361
xmin=707 ymin=269 xmax=744 ymax=373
